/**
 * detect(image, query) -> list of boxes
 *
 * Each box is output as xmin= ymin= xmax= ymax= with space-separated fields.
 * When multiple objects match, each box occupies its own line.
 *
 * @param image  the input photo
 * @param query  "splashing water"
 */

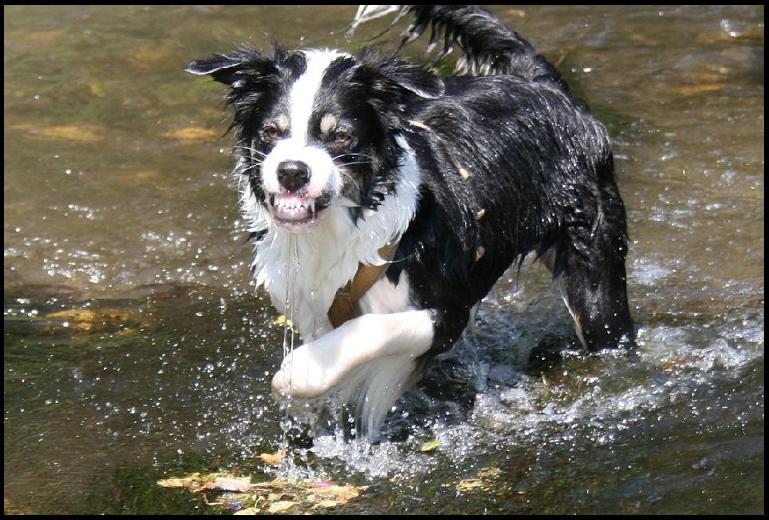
xmin=277 ymin=235 xmax=299 ymax=455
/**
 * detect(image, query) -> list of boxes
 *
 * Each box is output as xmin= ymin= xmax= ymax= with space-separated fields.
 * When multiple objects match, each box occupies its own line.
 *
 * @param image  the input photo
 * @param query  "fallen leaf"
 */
xmin=477 ymin=467 xmax=503 ymax=479
xmin=157 ymin=473 xmax=208 ymax=493
xmin=89 ymin=83 xmax=106 ymax=98
xmin=455 ymin=466 xmax=503 ymax=493
xmin=258 ymin=449 xmax=287 ymax=467
xmin=20 ymin=125 xmax=106 ymax=143
xmin=233 ymin=507 xmax=261 ymax=515
xmin=310 ymin=483 xmax=364 ymax=503
xmin=133 ymin=170 xmax=159 ymax=181
xmin=157 ymin=472 xmax=366 ymax=514
xmin=208 ymin=477 xmax=254 ymax=493
xmin=314 ymin=499 xmax=341 ymax=509
xmin=162 ymin=127 xmax=219 ymax=142
xmin=267 ymin=501 xmax=296 ymax=513
xmin=456 ymin=478 xmax=484 ymax=492
xmin=419 ymin=439 xmax=441 ymax=453
xmin=671 ymin=83 xmax=728 ymax=96
xmin=45 ymin=308 xmax=138 ymax=332
xmin=157 ymin=476 xmax=195 ymax=489
xmin=6 ymin=30 xmax=64 ymax=45
xmin=272 ymin=315 xmax=293 ymax=327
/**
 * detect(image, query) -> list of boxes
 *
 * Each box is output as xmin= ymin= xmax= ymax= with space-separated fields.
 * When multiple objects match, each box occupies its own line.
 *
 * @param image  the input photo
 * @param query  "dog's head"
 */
xmin=186 ymin=46 xmax=443 ymax=232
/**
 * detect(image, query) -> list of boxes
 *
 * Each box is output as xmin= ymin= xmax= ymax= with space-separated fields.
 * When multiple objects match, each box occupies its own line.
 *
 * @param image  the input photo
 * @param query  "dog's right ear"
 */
xmin=185 ymin=54 xmax=246 ymax=86
xmin=185 ymin=49 xmax=278 ymax=88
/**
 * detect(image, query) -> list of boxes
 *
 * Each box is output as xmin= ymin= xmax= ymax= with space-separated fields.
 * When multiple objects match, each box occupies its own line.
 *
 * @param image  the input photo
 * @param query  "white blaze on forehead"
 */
xmin=289 ymin=49 xmax=346 ymax=143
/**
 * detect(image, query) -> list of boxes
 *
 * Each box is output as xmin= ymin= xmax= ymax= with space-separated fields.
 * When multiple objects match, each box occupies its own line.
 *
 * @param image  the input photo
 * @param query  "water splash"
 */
xmin=277 ymin=234 xmax=299 ymax=460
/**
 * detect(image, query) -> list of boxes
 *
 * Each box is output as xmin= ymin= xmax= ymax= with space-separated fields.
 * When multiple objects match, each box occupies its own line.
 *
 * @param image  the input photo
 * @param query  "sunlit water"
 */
xmin=4 ymin=5 xmax=763 ymax=514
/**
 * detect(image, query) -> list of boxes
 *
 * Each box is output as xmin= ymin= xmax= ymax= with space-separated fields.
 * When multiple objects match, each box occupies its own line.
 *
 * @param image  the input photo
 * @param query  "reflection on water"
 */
xmin=4 ymin=4 xmax=764 ymax=515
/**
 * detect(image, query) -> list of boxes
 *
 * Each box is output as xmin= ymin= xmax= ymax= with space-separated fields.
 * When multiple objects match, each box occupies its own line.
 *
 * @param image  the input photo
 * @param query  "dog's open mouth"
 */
xmin=269 ymin=193 xmax=333 ymax=227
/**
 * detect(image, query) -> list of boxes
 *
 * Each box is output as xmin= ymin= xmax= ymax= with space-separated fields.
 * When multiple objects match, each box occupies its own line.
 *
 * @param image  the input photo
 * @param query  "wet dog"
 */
xmin=186 ymin=5 xmax=634 ymax=438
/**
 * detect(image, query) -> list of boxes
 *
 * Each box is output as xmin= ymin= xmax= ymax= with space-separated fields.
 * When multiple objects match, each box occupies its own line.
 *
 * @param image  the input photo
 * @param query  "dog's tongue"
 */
xmin=272 ymin=194 xmax=314 ymax=221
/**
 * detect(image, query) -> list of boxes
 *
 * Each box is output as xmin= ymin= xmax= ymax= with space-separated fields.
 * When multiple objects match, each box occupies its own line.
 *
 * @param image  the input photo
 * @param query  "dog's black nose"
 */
xmin=276 ymin=160 xmax=310 ymax=193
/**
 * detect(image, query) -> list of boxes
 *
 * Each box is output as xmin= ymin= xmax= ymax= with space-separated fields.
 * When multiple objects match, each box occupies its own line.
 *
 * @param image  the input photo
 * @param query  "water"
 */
xmin=4 ymin=5 xmax=763 ymax=514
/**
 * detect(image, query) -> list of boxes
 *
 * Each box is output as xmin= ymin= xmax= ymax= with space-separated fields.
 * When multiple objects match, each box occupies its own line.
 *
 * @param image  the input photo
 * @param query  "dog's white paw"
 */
xmin=271 ymin=343 xmax=336 ymax=399
xmin=270 ymin=312 xmax=434 ymax=400
xmin=270 ymin=318 xmax=367 ymax=399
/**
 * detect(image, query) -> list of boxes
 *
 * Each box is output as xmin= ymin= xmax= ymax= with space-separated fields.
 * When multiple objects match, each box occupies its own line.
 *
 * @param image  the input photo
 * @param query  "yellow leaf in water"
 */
xmin=157 ymin=477 xmax=193 ymax=489
xmin=258 ymin=449 xmax=287 ymax=467
xmin=456 ymin=478 xmax=484 ymax=492
xmin=26 ymin=125 xmax=105 ymax=143
xmin=477 ymin=467 xmax=503 ymax=479
xmin=455 ymin=466 xmax=502 ymax=493
xmin=162 ymin=127 xmax=219 ymax=142
xmin=6 ymin=30 xmax=64 ymax=45
xmin=89 ymin=83 xmax=106 ymax=97
xmin=209 ymin=477 xmax=254 ymax=493
xmin=157 ymin=473 xmax=366 ymax=513
xmin=45 ymin=309 xmax=136 ymax=332
xmin=267 ymin=501 xmax=297 ymax=514
xmin=671 ymin=83 xmax=728 ymax=96
xmin=157 ymin=473 xmax=207 ymax=492
xmin=310 ymin=482 xmax=364 ymax=504
xmin=46 ymin=309 xmax=98 ymax=331
xmin=47 ymin=309 xmax=98 ymax=321
xmin=233 ymin=507 xmax=261 ymax=515
xmin=272 ymin=315 xmax=293 ymax=327
xmin=419 ymin=439 xmax=441 ymax=452
xmin=314 ymin=500 xmax=341 ymax=509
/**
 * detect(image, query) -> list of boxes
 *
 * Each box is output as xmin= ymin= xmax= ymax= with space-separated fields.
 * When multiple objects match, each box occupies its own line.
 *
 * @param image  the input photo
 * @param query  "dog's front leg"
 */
xmin=271 ymin=310 xmax=435 ymax=399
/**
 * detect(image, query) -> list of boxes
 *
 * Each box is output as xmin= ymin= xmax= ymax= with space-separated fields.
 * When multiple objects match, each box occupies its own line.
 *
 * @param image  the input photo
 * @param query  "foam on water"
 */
xmin=299 ymin=307 xmax=763 ymax=478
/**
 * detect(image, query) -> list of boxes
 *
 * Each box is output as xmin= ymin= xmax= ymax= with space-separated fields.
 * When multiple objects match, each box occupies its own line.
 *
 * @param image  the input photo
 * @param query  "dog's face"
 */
xmin=186 ymin=46 xmax=443 ymax=232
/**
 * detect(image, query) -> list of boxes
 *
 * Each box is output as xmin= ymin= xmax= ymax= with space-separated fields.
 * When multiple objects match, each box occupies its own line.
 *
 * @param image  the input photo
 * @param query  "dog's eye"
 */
xmin=262 ymin=125 xmax=282 ymax=142
xmin=332 ymin=130 xmax=352 ymax=146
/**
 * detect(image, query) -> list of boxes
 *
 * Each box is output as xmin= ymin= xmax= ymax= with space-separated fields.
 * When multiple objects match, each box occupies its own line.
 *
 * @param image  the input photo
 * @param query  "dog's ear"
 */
xmin=185 ymin=48 xmax=279 ymax=88
xmin=354 ymin=49 xmax=444 ymax=102
xmin=374 ymin=59 xmax=444 ymax=99
xmin=185 ymin=54 xmax=246 ymax=86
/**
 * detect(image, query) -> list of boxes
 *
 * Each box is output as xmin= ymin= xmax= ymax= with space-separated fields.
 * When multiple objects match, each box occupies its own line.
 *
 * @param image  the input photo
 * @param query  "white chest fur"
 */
xmin=358 ymin=270 xmax=415 ymax=316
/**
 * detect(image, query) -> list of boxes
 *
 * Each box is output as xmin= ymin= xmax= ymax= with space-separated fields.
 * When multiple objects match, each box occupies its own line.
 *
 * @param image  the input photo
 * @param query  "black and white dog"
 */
xmin=186 ymin=6 xmax=634 ymax=437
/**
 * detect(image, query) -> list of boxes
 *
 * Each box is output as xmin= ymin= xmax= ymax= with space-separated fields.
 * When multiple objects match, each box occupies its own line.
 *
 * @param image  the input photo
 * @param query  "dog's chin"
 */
xmin=268 ymin=192 xmax=333 ymax=233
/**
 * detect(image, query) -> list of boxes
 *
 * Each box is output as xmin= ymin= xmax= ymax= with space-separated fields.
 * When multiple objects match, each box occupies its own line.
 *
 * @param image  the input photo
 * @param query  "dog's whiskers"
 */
xmin=339 ymin=170 xmax=362 ymax=193
xmin=332 ymin=152 xmax=376 ymax=162
xmin=236 ymin=144 xmax=268 ymax=158
xmin=234 ymin=161 xmax=264 ymax=175
xmin=336 ymin=161 xmax=373 ymax=168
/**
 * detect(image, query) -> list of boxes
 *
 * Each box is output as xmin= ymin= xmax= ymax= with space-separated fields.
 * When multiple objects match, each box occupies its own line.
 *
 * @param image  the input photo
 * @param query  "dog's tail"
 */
xmin=349 ymin=5 xmax=570 ymax=94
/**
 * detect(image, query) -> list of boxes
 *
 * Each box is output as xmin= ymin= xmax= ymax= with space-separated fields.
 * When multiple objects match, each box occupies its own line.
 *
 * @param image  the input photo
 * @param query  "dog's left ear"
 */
xmin=354 ymin=50 xmax=444 ymax=102
xmin=376 ymin=59 xmax=444 ymax=99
